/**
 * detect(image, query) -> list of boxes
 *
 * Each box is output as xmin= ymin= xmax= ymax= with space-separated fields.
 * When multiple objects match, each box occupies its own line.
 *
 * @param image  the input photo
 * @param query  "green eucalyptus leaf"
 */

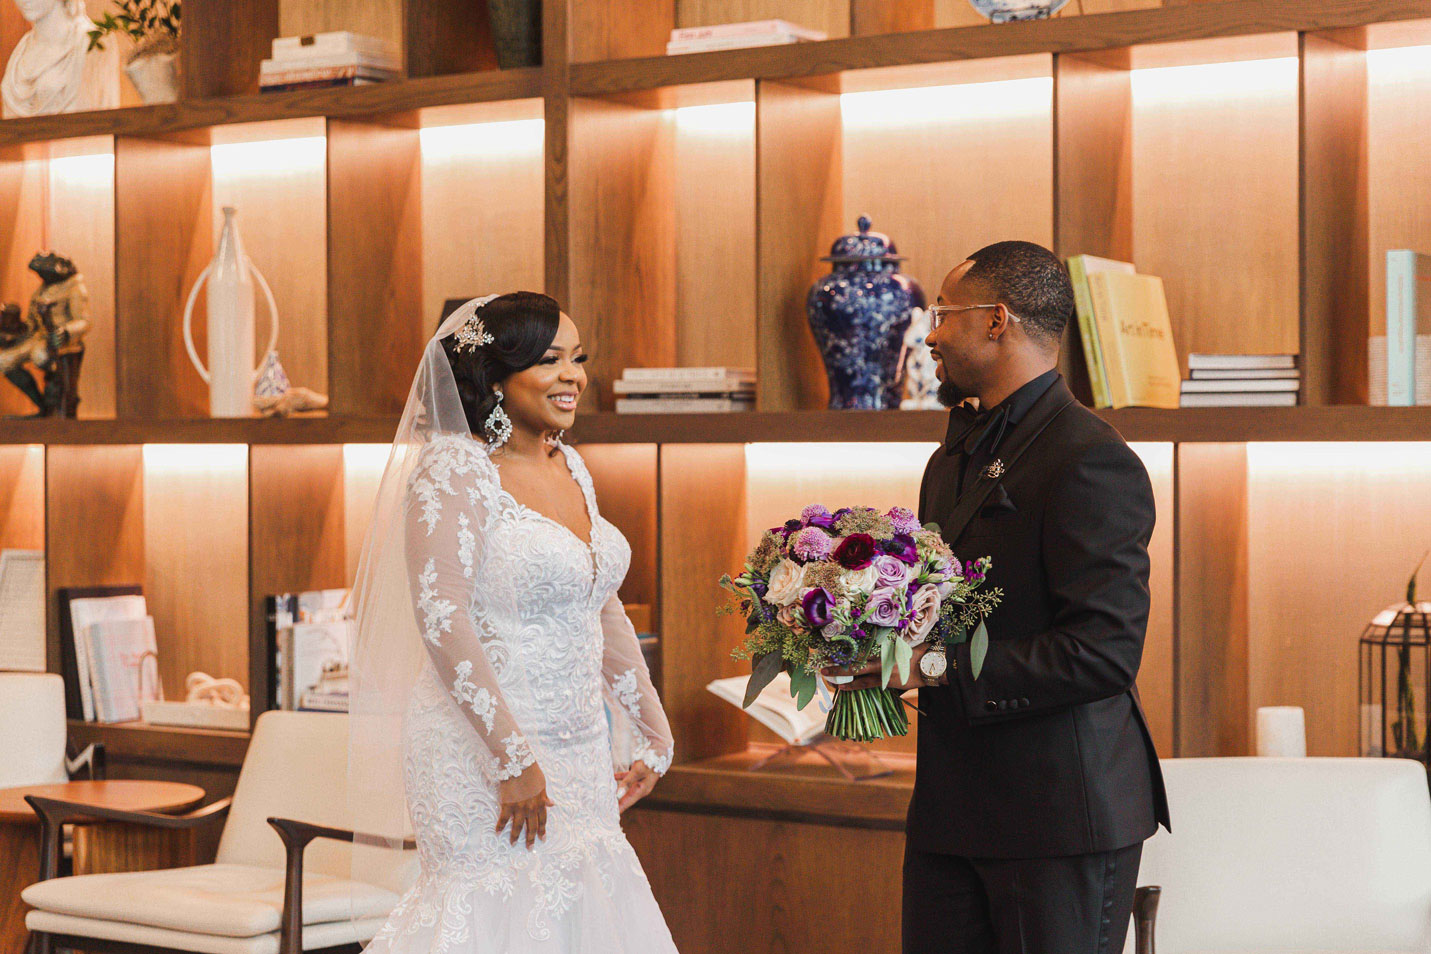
xmin=879 ymin=633 xmax=896 ymax=689
xmin=970 ymin=620 xmax=989 ymax=680
xmin=790 ymin=667 xmax=817 ymax=710
xmin=744 ymin=651 xmax=783 ymax=708
xmin=893 ymin=637 xmax=913 ymax=684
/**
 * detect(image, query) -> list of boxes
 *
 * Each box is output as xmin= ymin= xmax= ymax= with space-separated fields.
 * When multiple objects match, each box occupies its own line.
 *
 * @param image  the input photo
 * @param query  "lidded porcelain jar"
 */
xmin=806 ymin=216 xmax=926 ymax=410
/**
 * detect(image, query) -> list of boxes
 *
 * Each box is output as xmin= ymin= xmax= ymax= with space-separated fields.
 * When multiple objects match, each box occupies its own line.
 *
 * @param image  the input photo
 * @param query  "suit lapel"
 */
xmin=938 ymin=380 xmax=1077 ymax=546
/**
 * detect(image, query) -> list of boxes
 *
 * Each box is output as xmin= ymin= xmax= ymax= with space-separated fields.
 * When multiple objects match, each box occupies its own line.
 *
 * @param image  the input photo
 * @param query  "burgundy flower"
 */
xmin=801 ymin=587 xmax=834 ymax=629
xmin=834 ymin=533 xmax=878 ymax=570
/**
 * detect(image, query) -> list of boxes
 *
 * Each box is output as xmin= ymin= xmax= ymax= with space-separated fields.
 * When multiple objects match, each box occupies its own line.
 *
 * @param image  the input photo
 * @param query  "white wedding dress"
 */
xmin=364 ymin=432 xmax=678 ymax=954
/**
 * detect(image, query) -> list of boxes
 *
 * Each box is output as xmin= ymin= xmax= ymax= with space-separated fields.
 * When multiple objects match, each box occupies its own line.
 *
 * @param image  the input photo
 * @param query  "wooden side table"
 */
xmin=0 ymin=780 xmax=204 ymax=954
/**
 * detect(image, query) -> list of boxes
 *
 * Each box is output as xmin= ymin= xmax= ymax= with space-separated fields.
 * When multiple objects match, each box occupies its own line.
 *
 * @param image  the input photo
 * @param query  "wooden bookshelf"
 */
xmin=3 ymin=4 xmax=1431 ymax=948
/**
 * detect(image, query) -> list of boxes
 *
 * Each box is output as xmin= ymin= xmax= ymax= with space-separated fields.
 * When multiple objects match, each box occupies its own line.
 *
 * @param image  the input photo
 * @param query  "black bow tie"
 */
xmin=944 ymin=401 xmax=1012 ymax=457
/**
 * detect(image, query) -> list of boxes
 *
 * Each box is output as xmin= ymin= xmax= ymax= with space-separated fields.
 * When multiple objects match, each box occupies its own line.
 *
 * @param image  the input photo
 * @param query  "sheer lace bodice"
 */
xmin=366 ymin=434 xmax=677 ymax=953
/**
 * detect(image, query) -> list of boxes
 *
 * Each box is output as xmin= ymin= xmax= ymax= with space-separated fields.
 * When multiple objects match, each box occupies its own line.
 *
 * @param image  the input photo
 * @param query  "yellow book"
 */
xmin=1066 ymin=255 xmax=1135 ymax=409
xmin=1085 ymin=271 xmax=1181 ymax=409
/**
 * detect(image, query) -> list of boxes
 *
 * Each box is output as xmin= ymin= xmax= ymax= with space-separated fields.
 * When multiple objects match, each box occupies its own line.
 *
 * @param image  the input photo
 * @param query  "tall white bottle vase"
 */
xmin=182 ymin=207 xmax=279 ymax=417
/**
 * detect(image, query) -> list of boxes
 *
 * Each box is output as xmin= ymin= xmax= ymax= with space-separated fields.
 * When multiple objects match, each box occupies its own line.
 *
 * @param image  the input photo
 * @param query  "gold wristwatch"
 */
xmin=918 ymin=643 xmax=948 ymax=686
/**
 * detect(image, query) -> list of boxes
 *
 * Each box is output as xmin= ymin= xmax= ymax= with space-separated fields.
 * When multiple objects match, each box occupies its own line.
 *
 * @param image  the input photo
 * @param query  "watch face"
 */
xmin=920 ymin=649 xmax=947 ymax=678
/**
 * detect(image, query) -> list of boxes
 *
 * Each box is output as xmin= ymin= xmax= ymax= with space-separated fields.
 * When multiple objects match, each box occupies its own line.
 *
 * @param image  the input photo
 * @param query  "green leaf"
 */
xmin=879 ymin=632 xmax=896 ymax=689
xmin=893 ymin=637 xmax=913 ymax=684
xmin=743 ymin=651 xmax=783 ymax=708
xmin=789 ymin=667 xmax=817 ymax=710
xmin=970 ymin=620 xmax=989 ymax=680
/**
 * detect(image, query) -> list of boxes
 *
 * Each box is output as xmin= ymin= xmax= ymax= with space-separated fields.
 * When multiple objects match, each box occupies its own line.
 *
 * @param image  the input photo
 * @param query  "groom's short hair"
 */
xmin=963 ymin=241 xmax=1074 ymax=345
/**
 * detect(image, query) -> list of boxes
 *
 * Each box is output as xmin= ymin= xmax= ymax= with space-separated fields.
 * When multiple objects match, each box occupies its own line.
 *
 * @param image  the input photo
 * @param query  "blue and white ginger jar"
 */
xmin=806 ymin=216 xmax=926 ymax=410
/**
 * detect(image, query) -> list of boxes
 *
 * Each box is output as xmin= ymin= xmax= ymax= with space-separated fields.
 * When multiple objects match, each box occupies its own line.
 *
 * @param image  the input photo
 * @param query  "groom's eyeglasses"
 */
xmin=928 ymin=304 xmax=1024 ymax=331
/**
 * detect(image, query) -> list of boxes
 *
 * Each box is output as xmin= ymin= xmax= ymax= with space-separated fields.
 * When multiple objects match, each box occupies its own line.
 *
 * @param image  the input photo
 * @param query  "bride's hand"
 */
xmin=614 ymin=760 xmax=658 ymax=814
xmin=497 ymin=764 xmax=554 ymax=849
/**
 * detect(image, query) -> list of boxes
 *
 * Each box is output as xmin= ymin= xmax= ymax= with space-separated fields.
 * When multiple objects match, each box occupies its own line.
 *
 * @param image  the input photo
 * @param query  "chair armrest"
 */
xmin=267 ymin=818 xmax=416 ymax=954
xmin=64 ymin=742 xmax=106 ymax=781
xmin=26 ymin=795 xmax=232 ymax=882
xmin=1133 ymin=885 xmax=1160 ymax=954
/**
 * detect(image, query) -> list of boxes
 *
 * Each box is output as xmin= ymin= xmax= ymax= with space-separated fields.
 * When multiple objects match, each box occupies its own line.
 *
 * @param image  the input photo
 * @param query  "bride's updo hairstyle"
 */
xmin=440 ymin=291 xmax=562 ymax=435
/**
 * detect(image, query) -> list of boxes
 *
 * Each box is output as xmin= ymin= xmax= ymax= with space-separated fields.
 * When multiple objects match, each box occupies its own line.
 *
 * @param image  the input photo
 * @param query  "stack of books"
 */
xmin=614 ymin=367 xmax=755 ymax=414
xmin=268 ymin=588 xmax=353 ymax=712
xmin=260 ymin=31 xmax=401 ymax=93
xmin=1066 ymin=255 xmax=1182 ymax=409
xmin=1180 ymin=355 xmax=1300 ymax=407
xmin=665 ymin=19 xmax=826 ymax=54
xmin=63 ymin=592 xmax=161 ymax=723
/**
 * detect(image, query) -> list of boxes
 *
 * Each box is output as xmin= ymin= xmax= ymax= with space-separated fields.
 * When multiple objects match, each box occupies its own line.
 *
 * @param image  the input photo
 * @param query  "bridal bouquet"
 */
xmin=720 ymin=505 xmax=1001 ymax=742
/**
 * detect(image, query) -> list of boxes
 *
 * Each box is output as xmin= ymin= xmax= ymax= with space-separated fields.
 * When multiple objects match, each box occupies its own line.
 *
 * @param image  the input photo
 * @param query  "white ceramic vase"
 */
xmin=182 ymin=207 xmax=279 ymax=417
xmin=124 ymin=50 xmax=178 ymax=104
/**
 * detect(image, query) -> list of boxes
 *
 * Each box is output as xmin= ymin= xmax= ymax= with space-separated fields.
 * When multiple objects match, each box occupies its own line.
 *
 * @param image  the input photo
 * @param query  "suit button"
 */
xmin=997 ymin=700 xmax=1008 ymax=710
xmin=1019 ymin=698 xmax=1030 ymax=708
xmin=985 ymin=700 xmax=998 ymax=712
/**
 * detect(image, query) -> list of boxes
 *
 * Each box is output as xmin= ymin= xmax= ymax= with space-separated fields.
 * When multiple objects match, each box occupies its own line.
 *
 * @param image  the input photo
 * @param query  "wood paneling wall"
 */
xmin=142 ymin=444 xmax=249 ymax=697
xmin=755 ymin=78 xmax=841 ymax=411
xmin=0 ymin=444 xmax=43 ymax=550
xmin=115 ymin=133 xmax=213 ymax=419
xmin=581 ymin=444 xmax=660 ymax=613
xmin=1176 ymin=443 xmax=1251 ymax=757
xmin=567 ymin=96 xmax=677 ymax=406
xmin=659 ymin=444 xmax=748 ymax=762
xmin=1134 ymin=441 xmax=1176 ymax=757
xmin=326 ymin=117 xmax=424 ymax=417
xmin=1130 ymin=35 xmax=1302 ymax=374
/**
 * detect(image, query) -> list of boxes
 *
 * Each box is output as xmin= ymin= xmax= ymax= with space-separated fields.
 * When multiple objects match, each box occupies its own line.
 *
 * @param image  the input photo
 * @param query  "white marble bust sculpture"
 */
xmin=2 ymin=0 xmax=118 ymax=118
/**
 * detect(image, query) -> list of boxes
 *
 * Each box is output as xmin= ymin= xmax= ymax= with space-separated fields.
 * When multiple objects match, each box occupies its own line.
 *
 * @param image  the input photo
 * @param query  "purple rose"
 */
xmin=790 ymin=526 xmax=834 ymax=562
xmin=887 ymin=507 xmax=920 ymax=535
xmin=871 ymin=554 xmax=911 ymax=590
xmin=834 ymin=533 xmax=878 ymax=570
xmin=864 ymin=587 xmax=903 ymax=628
xmin=881 ymin=533 xmax=919 ymax=564
xmin=801 ymin=504 xmax=836 ymax=529
xmin=802 ymin=587 xmax=834 ymax=628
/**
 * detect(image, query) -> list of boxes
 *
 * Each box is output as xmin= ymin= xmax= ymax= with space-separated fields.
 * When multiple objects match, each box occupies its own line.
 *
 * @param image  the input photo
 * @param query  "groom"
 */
xmin=826 ymin=241 xmax=1169 ymax=953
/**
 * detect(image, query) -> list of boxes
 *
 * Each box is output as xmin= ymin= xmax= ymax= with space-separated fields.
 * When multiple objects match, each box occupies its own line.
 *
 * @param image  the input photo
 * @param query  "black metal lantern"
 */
xmin=1360 ymin=566 xmax=1431 ymax=763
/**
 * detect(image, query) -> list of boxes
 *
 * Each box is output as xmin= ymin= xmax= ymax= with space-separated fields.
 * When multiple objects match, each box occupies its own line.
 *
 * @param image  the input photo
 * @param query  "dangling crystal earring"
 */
xmin=484 ymin=389 xmax=513 ymax=447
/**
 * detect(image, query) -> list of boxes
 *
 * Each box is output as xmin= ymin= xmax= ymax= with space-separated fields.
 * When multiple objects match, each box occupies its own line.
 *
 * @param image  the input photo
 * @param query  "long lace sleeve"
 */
xmin=599 ymin=594 xmax=674 ymax=776
xmin=404 ymin=439 xmax=537 ymax=787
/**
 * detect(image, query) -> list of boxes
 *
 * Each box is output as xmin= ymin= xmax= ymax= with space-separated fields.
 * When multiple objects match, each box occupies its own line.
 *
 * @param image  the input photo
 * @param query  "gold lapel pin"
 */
xmin=983 ymin=459 xmax=1006 ymax=480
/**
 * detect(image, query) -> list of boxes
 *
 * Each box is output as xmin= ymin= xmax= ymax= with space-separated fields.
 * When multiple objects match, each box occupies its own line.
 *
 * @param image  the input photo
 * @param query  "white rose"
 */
xmin=843 ymin=564 xmax=879 ymax=596
xmin=905 ymin=584 xmax=942 ymax=646
xmin=821 ymin=620 xmax=848 ymax=641
xmin=767 ymin=559 xmax=806 ymax=606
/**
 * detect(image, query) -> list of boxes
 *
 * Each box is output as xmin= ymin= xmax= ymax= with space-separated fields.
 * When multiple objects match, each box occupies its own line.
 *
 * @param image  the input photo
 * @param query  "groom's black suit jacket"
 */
xmin=911 ymin=374 xmax=1170 ymax=859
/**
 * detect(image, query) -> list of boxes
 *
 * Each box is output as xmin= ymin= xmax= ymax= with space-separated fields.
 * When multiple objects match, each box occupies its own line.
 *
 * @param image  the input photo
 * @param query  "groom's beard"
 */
xmin=937 ymin=380 xmax=971 ymax=408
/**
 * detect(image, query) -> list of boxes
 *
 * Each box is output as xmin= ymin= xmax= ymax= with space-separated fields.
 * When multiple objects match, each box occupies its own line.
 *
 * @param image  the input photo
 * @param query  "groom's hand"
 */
xmin=821 ymin=646 xmax=934 ymax=693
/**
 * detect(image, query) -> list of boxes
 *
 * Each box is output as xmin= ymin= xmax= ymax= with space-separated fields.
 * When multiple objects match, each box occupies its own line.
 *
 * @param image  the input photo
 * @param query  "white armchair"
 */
xmin=1130 ymin=757 xmax=1431 ymax=953
xmin=0 ymin=672 xmax=103 ymax=786
xmin=22 ymin=710 xmax=415 ymax=954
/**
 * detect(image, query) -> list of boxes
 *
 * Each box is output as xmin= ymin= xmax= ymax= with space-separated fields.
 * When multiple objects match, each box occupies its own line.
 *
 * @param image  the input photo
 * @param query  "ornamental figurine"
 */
xmin=0 ymin=251 xmax=91 ymax=417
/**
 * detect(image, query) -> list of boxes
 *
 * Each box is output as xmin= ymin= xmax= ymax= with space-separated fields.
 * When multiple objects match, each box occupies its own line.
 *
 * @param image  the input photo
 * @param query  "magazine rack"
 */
xmin=747 ymin=734 xmax=893 ymax=781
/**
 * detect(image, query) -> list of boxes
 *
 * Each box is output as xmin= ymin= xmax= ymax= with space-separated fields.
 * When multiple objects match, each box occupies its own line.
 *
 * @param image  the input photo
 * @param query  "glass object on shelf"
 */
xmin=967 ymin=0 xmax=1070 ymax=23
xmin=1360 ymin=558 xmax=1431 ymax=765
xmin=807 ymin=216 xmax=926 ymax=410
xmin=181 ymin=207 xmax=280 ymax=418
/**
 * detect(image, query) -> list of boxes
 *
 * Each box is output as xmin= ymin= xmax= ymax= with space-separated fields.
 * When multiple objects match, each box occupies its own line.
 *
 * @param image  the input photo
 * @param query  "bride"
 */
xmin=350 ymin=292 xmax=678 ymax=952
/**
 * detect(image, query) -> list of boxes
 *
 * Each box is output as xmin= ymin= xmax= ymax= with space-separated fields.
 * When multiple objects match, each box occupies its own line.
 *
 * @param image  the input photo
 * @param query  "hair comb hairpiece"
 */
xmin=454 ymin=311 xmax=496 ymax=353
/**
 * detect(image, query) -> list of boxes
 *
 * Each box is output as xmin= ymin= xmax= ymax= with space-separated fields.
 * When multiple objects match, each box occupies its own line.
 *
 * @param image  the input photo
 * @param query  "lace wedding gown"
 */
xmin=366 ymin=433 xmax=678 ymax=954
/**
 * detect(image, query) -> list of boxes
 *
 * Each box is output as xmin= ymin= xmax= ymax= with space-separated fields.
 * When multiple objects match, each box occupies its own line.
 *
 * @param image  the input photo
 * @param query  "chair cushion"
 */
xmin=25 ymin=910 xmax=387 ymax=954
xmin=21 ymin=863 xmax=398 ymax=938
xmin=0 ymin=672 xmax=68 ymax=787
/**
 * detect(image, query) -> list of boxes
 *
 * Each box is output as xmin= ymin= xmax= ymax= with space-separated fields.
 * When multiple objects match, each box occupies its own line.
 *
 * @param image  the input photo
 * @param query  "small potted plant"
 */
xmin=87 ymin=0 xmax=180 ymax=105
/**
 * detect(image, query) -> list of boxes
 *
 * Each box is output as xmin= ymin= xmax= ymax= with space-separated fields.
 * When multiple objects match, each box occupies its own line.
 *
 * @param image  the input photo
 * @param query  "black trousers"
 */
xmin=902 ymin=841 xmax=1142 ymax=954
